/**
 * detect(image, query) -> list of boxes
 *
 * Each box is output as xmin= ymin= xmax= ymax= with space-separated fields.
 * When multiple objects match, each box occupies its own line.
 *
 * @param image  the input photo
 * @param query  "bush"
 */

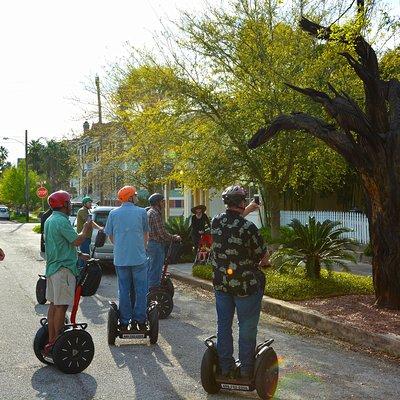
xmin=165 ymin=216 xmax=193 ymax=261
xmin=32 ymin=224 xmax=41 ymax=234
xmin=10 ymin=212 xmax=39 ymax=223
xmin=192 ymin=264 xmax=373 ymax=301
xmin=259 ymin=226 xmax=296 ymax=245
xmin=271 ymin=217 xmax=356 ymax=279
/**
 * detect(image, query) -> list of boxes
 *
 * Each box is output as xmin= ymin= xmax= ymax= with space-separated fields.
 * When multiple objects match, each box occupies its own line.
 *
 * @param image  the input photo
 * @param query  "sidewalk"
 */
xmin=169 ymin=263 xmax=400 ymax=358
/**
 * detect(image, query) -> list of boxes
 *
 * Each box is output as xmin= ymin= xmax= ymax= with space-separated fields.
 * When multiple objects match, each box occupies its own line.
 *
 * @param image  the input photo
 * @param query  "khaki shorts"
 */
xmin=46 ymin=268 xmax=76 ymax=306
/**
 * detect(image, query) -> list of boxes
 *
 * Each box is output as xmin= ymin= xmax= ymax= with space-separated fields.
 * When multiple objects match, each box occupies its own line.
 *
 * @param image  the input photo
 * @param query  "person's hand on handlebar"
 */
xmin=173 ymin=234 xmax=181 ymax=242
xmin=78 ymin=252 xmax=91 ymax=261
xmin=259 ymin=252 xmax=272 ymax=269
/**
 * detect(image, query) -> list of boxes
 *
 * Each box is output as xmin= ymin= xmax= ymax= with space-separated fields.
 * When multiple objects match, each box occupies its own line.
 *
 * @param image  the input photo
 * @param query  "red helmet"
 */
xmin=48 ymin=190 xmax=71 ymax=209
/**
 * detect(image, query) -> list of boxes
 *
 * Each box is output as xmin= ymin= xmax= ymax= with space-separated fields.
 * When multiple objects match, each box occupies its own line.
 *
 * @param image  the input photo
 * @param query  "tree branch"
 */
xmin=285 ymin=83 xmax=378 ymax=147
xmin=247 ymin=113 xmax=366 ymax=170
xmin=299 ymin=16 xmax=389 ymax=134
xmin=387 ymin=79 xmax=400 ymax=132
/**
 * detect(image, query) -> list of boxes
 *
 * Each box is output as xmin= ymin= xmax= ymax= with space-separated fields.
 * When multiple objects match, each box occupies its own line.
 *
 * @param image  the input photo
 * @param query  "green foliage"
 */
xmin=32 ymin=224 xmax=41 ymax=233
xmin=10 ymin=212 xmax=39 ymax=223
xmin=165 ymin=216 xmax=193 ymax=258
xmin=0 ymin=163 xmax=41 ymax=209
xmin=259 ymin=225 xmax=297 ymax=245
xmin=192 ymin=264 xmax=373 ymax=301
xmin=28 ymin=139 xmax=74 ymax=192
xmin=270 ymin=217 xmax=356 ymax=279
xmin=0 ymin=146 xmax=11 ymax=176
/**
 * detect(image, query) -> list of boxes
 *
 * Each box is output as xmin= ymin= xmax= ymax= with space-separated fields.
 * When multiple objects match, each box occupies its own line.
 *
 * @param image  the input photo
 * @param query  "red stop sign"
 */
xmin=37 ymin=187 xmax=48 ymax=198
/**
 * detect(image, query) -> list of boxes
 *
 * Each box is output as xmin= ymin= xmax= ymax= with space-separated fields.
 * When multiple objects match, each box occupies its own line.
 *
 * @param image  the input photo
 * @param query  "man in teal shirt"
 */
xmin=43 ymin=190 xmax=91 ymax=355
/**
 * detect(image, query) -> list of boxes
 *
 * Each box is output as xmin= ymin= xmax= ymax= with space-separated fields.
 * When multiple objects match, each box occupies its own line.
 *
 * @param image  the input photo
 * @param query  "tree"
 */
xmin=249 ymin=6 xmax=400 ymax=308
xmin=149 ymin=0 xmax=356 ymax=236
xmin=0 ymin=146 xmax=11 ymax=176
xmin=0 ymin=162 xmax=40 ymax=209
xmin=28 ymin=139 xmax=74 ymax=192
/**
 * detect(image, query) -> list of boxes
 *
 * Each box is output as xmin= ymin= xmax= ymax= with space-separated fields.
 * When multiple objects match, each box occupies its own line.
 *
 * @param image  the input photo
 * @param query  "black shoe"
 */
xmin=119 ymin=324 xmax=130 ymax=333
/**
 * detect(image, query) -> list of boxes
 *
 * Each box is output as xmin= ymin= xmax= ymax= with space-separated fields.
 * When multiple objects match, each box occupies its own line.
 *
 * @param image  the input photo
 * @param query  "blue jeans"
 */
xmin=79 ymin=237 xmax=91 ymax=268
xmin=147 ymin=240 xmax=165 ymax=290
xmin=215 ymin=288 xmax=264 ymax=375
xmin=115 ymin=263 xmax=148 ymax=325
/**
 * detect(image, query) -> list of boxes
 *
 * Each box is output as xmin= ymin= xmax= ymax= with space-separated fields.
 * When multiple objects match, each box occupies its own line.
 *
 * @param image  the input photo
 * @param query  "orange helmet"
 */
xmin=117 ymin=186 xmax=137 ymax=202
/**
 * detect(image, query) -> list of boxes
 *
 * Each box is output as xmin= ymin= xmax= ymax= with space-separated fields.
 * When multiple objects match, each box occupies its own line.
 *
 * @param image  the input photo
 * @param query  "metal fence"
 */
xmin=280 ymin=210 xmax=370 ymax=244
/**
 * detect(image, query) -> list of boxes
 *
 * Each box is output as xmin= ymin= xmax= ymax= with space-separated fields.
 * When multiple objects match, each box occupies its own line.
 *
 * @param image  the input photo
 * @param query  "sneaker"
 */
xmin=119 ymin=324 xmax=130 ymax=334
xmin=137 ymin=321 xmax=147 ymax=332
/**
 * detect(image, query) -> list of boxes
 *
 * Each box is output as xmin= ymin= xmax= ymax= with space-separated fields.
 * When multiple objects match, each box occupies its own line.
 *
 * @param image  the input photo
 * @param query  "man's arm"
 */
xmin=104 ymin=212 xmax=114 ymax=244
xmin=73 ymin=222 xmax=91 ymax=246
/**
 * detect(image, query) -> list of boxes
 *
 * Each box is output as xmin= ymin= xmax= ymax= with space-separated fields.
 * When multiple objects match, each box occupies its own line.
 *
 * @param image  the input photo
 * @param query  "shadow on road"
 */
xmin=31 ymin=368 xmax=97 ymax=400
xmin=109 ymin=344 xmax=185 ymax=399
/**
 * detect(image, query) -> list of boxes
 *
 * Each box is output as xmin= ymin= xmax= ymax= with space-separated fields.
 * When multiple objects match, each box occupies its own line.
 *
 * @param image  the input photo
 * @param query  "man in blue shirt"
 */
xmin=105 ymin=186 xmax=149 ymax=332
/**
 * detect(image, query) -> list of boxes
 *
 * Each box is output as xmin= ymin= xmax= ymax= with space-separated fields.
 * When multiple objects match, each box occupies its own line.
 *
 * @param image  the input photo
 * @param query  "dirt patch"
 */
xmin=295 ymin=295 xmax=400 ymax=336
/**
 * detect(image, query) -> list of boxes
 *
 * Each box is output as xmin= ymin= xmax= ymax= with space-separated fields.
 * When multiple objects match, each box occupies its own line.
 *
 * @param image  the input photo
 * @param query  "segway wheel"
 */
xmin=148 ymin=304 xmax=159 ymax=345
xmin=200 ymin=348 xmax=221 ymax=394
xmin=255 ymin=348 xmax=279 ymax=400
xmin=161 ymin=276 xmax=175 ymax=298
xmin=52 ymin=329 xmax=94 ymax=374
xmin=107 ymin=305 xmax=119 ymax=346
xmin=148 ymin=290 xmax=173 ymax=319
xmin=33 ymin=324 xmax=52 ymax=365
xmin=36 ymin=276 xmax=47 ymax=304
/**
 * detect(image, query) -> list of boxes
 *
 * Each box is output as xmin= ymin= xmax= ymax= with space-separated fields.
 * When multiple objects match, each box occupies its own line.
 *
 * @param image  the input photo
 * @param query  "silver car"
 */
xmin=0 ymin=206 xmax=10 ymax=220
xmin=89 ymin=206 xmax=116 ymax=264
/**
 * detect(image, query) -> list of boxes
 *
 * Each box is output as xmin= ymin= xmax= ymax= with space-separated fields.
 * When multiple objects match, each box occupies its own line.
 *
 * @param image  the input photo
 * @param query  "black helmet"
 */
xmin=222 ymin=185 xmax=247 ymax=207
xmin=148 ymin=193 xmax=164 ymax=206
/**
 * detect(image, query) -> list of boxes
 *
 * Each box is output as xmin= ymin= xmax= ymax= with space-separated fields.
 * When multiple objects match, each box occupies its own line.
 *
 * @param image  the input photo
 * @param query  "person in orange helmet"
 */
xmin=104 ymin=186 xmax=150 ymax=332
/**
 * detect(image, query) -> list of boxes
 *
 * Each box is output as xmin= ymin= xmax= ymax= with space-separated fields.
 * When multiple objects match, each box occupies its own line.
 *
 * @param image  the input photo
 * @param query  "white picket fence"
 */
xmin=280 ymin=210 xmax=370 ymax=244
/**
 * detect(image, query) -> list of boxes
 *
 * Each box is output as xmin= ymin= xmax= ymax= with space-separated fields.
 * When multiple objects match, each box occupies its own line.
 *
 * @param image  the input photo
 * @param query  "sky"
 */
xmin=1 ymin=0 xmax=399 ymax=164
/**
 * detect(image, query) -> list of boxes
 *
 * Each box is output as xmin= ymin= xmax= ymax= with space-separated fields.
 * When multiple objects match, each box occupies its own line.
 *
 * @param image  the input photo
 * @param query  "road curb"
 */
xmin=171 ymin=269 xmax=400 ymax=358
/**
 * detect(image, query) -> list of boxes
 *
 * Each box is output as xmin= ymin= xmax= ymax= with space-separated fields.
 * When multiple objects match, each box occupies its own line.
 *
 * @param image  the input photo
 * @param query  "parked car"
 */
xmin=0 ymin=205 xmax=10 ymax=220
xmin=89 ymin=206 xmax=116 ymax=264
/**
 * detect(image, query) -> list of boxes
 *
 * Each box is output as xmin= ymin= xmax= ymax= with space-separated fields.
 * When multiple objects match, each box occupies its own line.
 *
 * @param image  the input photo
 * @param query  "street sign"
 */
xmin=36 ymin=187 xmax=48 ymax=198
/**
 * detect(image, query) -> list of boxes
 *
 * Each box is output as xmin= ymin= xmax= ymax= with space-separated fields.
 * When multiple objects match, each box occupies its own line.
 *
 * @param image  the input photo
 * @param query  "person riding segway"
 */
xmin=33 ymin=190 xmax=104 ymax=374
xmin=146 ymin=193 xmax=180 ymax=319
xmin=200 ymin=185 xmax=278 ymax=399
xmin=105 ymin=186 xmax=159 ymax=345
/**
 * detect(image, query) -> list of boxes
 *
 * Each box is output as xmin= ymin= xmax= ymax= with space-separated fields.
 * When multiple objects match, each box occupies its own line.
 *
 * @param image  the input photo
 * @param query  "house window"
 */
xmin=169 ymin=199 xmax=184 ymax=208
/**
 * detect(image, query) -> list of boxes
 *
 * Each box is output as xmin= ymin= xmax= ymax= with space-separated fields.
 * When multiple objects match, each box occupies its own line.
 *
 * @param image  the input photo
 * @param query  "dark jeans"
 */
xmin=215 ymin=287 xmax=264 ymax=375
xmin=147 ymin=240 xmax=165 ymax=290
xmin=78 ymin=237 xmax=91 ymax=268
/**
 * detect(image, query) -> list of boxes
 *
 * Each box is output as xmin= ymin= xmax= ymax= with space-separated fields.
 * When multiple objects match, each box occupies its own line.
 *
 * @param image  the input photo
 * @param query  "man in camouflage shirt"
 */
xmin=210 ymin=185 xmax=270 ymax=381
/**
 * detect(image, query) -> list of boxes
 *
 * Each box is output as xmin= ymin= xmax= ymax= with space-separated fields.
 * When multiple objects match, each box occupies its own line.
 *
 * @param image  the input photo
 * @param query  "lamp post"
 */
xmin=3 ymin=131 xmax=29 ymax=222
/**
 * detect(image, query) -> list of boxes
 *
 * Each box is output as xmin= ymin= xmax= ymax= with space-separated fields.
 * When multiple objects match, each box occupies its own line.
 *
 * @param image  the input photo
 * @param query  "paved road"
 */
xmin=0 ymin=221 xmax=398 ymax=400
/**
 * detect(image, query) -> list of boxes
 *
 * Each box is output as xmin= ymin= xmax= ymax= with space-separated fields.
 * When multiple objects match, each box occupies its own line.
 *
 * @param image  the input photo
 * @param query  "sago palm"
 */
xmin=270 ymin=217 xmax=356 ymax=279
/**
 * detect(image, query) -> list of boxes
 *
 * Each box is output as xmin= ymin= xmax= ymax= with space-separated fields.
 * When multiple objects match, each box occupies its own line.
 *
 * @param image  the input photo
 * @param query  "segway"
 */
xmin=147 ymin=241 xmax=181 ymax=319
xmin=33 ymin=230 xmax=105 ymax=374
xmin=107 ymin=300 xmax=159 ymax=345
xmin=201 ymin=336 xmax=279 ymax=400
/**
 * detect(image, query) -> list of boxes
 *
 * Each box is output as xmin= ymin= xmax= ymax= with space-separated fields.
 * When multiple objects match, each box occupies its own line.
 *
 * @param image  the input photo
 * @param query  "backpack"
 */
xmin=78 ymin=260 xmax=102 ymax=296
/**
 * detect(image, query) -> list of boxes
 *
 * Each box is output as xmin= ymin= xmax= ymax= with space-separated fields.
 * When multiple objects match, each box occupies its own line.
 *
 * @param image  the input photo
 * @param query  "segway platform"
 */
xmin=107 ymin=300 xmax=159 ymax=345
xmin=201 ymin=336 xmax=279 ymax=400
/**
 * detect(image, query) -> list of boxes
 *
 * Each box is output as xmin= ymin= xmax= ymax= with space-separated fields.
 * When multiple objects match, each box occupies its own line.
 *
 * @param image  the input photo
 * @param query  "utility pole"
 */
xmin=95 ymin=75 xmax=102 ymax=124
xmin=25 ymin=129 xmax=29 ymax=223
xmin=95 ymin=75 xmax=104 ymax=204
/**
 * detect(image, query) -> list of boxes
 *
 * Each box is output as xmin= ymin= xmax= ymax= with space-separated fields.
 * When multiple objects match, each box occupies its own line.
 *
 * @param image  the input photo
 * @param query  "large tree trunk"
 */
xmin=362 ymin=172 xmax=400 ymax=309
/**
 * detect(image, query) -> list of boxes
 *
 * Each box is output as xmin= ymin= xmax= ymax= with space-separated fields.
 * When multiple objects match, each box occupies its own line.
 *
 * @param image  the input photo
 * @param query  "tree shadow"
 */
xmin=31 ymin=368 xmax=97 ymax=400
